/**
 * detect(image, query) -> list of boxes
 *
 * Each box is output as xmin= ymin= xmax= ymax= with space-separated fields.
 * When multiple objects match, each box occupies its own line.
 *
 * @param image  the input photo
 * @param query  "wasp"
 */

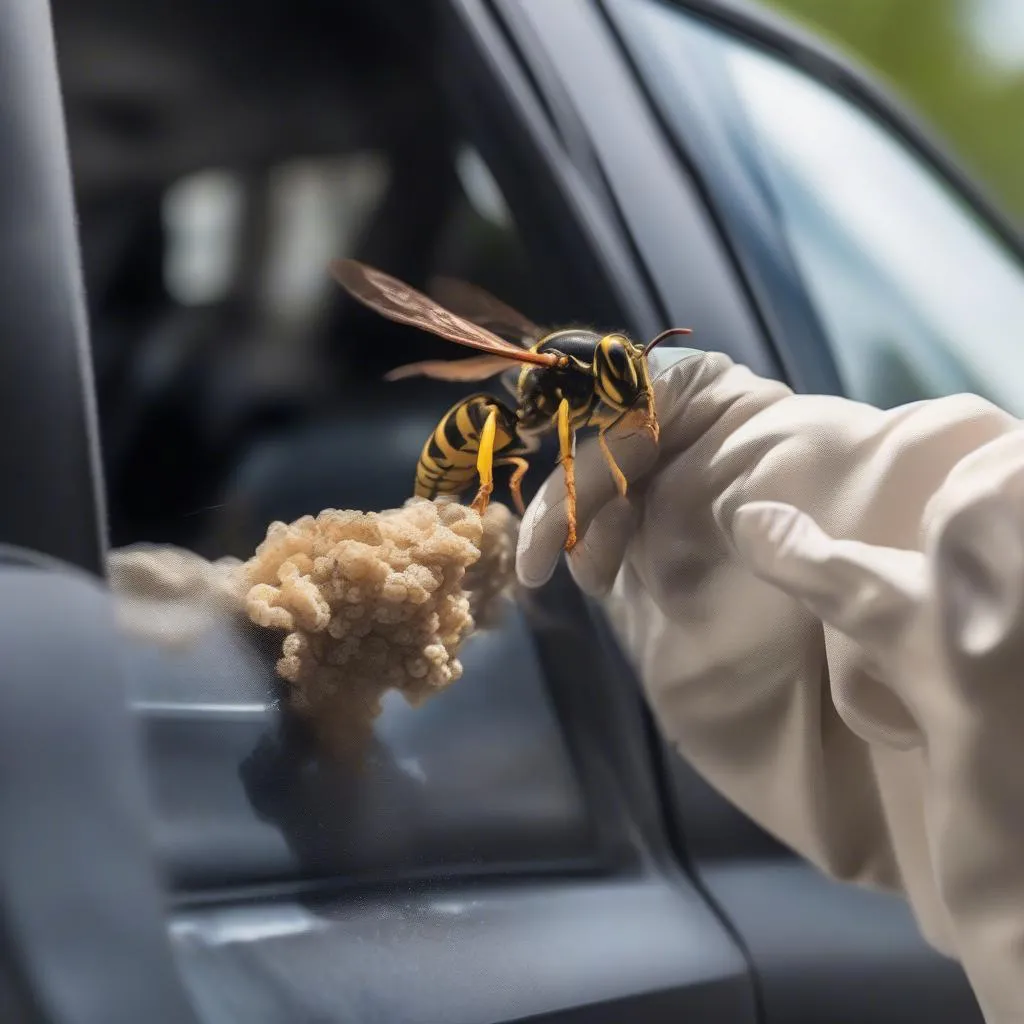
xmin=331 ymin=259 xmax=692 ymax=551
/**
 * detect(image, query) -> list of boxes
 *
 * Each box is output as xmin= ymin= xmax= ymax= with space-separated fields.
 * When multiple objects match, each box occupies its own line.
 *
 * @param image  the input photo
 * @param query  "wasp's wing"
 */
xmin=429 ymin=276 xmax=542 ymax=347
xmin=384 ymin=355 xmax=514 ymax=382
xmin=331 ymin=259 xmax=557 ymax=368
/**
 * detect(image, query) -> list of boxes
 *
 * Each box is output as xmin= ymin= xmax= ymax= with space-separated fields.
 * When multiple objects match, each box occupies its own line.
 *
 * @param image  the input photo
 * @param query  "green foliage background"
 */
xmin=761 ymin=0 xmax=1024 ymax=222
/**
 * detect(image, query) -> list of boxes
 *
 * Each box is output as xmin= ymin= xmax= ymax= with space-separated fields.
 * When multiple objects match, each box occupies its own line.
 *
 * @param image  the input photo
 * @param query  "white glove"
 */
xmin=516 ymin=349 xmax=1024 ymax=1024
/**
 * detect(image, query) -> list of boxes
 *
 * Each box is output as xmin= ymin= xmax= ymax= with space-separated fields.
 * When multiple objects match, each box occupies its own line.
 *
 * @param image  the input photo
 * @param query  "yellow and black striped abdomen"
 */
xmin=414 ymin=393 xmax=522 ymax=501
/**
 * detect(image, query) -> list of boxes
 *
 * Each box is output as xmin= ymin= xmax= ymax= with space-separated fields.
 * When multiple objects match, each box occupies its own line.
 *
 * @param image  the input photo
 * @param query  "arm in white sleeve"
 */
xmin=516 ymin=350 xmax=1024 ymax=1023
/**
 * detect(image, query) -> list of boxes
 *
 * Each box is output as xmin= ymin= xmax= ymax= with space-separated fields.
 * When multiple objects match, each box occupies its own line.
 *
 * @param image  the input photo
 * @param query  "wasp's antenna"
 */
xmin=643 ymin=326 xmax=693 ymax=357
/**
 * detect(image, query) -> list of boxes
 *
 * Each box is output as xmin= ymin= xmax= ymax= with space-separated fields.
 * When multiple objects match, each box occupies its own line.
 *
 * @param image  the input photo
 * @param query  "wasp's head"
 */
xmin=592 ymin=334 xmax=659 ymax=442
xmin=592 ymin=334 xmax=646 ymax=410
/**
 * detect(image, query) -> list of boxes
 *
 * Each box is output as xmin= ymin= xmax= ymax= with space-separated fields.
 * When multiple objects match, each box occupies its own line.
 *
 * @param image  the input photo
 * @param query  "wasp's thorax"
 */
xmin=515 ymin=328 xmax=658 ymax=441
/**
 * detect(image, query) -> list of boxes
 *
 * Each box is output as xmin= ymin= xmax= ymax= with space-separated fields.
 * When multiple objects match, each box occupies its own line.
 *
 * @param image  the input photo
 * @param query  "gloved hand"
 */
xmin=516 ymin=349 xmax=1024 ymax=1024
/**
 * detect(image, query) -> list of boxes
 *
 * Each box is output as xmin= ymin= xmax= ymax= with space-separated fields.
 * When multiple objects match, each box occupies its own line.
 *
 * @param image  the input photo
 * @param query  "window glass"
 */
xmin=103 ymin=136 xmax=591 ymax=891
xmin=622 ymin=0 xmax=1024 ymax=413
xmin=162 ymin=169 xmax=245 ymax=306
xmin=262 ymin=154 xmax=390 ymax=325
xmin=61 ymin=0 xmax=603 ymax=897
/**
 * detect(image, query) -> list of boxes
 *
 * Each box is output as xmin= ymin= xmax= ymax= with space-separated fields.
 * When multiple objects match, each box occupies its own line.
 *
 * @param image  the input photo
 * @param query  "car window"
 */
xmin=58 ymin=0 xmax=644 ymax=905
xmin=100 ymin=139 xmax=599 ymax=893
xmin=616 ymin=0 xmax=1024 ymax=413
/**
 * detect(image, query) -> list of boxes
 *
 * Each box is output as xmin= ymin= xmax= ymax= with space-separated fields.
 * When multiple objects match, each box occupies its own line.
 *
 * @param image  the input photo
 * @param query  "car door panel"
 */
xmin=172 ymin=879 xmax=754 ymax=1024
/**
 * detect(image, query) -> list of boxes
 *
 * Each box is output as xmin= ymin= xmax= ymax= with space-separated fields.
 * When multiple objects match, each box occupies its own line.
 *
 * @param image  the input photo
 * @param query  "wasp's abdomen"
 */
xmin=414 ymin=394 xmax=521 ymax=501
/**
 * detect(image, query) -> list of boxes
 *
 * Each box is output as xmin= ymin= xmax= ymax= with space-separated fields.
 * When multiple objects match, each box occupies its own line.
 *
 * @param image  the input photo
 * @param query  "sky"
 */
xmin=967 ymin=0 xmax=1024 ymax=72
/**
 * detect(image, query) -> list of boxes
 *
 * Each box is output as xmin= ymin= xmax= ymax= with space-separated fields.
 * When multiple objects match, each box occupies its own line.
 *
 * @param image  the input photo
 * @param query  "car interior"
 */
xmin=58 ymin=0 xmax=572 ymax=557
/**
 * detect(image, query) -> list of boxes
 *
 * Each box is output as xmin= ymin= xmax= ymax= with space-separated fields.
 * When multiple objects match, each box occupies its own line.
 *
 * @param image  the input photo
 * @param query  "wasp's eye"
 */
xmin=594 ymin=335 xmax=639 ymax=410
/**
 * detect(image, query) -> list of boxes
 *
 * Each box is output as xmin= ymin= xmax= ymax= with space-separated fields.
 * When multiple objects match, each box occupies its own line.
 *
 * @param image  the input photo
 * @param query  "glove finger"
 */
xmin=516 ymin=349 xmax=722 ymax=589
xmin=645 ymin=345 xmax=705 ymax=381
xmin=516 ymin=425 xmax=657 ymax=588
xmin=731 ymin=501 xmax=924 ymax=646
xmin=732 ymin=501 xmax=929 ymax=751
xmin=566 ymin=496 xmax=638 ymax=597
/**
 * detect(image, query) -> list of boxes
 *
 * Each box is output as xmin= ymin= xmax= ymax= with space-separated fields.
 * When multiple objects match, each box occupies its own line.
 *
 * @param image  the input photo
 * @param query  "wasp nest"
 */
xmin=108 ymin=544 xmax=247 ymax=648
xmin=463 ymin=500 xmax=518 ymax=629
xmin=242 ymin=498 xmax=517 ymax=756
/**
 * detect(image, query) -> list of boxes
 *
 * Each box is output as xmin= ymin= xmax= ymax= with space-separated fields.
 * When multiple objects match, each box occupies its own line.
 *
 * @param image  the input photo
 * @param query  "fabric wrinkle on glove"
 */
xmin=516 ymin=348 xmax=1024 ymax=1024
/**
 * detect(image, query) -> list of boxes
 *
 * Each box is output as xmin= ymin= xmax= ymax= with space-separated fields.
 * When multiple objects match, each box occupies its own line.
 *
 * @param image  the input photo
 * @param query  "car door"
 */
xmin=0 ymin=0 xmax=1005 ymax=1022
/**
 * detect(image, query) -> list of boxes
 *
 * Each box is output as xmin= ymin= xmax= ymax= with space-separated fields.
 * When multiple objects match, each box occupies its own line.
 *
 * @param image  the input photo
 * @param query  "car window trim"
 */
xmin=599 ymin=0 xmax=844 ymax=396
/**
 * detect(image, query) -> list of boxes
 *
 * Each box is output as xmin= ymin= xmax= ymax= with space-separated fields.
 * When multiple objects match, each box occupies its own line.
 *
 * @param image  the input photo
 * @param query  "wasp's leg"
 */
xmin=495 ymin=457 xmax=530 ymax=516
xmin=470 ymin=406 xmax=499 ymax=516
xmin=556 ymin=398 xmax=578 ymax=552
xmin=645 ymin=392 xmax=660 ymax=444
xmin=598 ymin=427 xmax=629 ymax=498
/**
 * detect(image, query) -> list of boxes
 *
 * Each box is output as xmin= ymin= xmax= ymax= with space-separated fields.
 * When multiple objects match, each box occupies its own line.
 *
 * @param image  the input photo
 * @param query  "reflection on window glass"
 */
xmin=969 ymin=0 xmax=1024 ymax=73
xmin=264 ymin=154 xmax=390 ymax=324
xmin=724 ymin=42 xmax=1024 ymax=412
xmin=455 ymin=145 xmax=512 ymax=229
xmin=162 ymin=169 xmax=245 ymax=306
xmin=624 ymin=0 xmax=1024 ymax=414
xmin=162 ymin=155 xmax=391 ymax=319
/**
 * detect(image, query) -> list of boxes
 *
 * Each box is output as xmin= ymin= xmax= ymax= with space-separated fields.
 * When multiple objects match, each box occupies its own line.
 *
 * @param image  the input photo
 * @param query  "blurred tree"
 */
xmin=762 ymin=0 xmax=1024 ymax=222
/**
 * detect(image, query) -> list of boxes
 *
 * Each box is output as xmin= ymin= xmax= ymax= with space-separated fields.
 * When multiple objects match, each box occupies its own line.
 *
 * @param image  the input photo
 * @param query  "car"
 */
xmin=4 ymin=0 xmax=1021 ymax=1020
